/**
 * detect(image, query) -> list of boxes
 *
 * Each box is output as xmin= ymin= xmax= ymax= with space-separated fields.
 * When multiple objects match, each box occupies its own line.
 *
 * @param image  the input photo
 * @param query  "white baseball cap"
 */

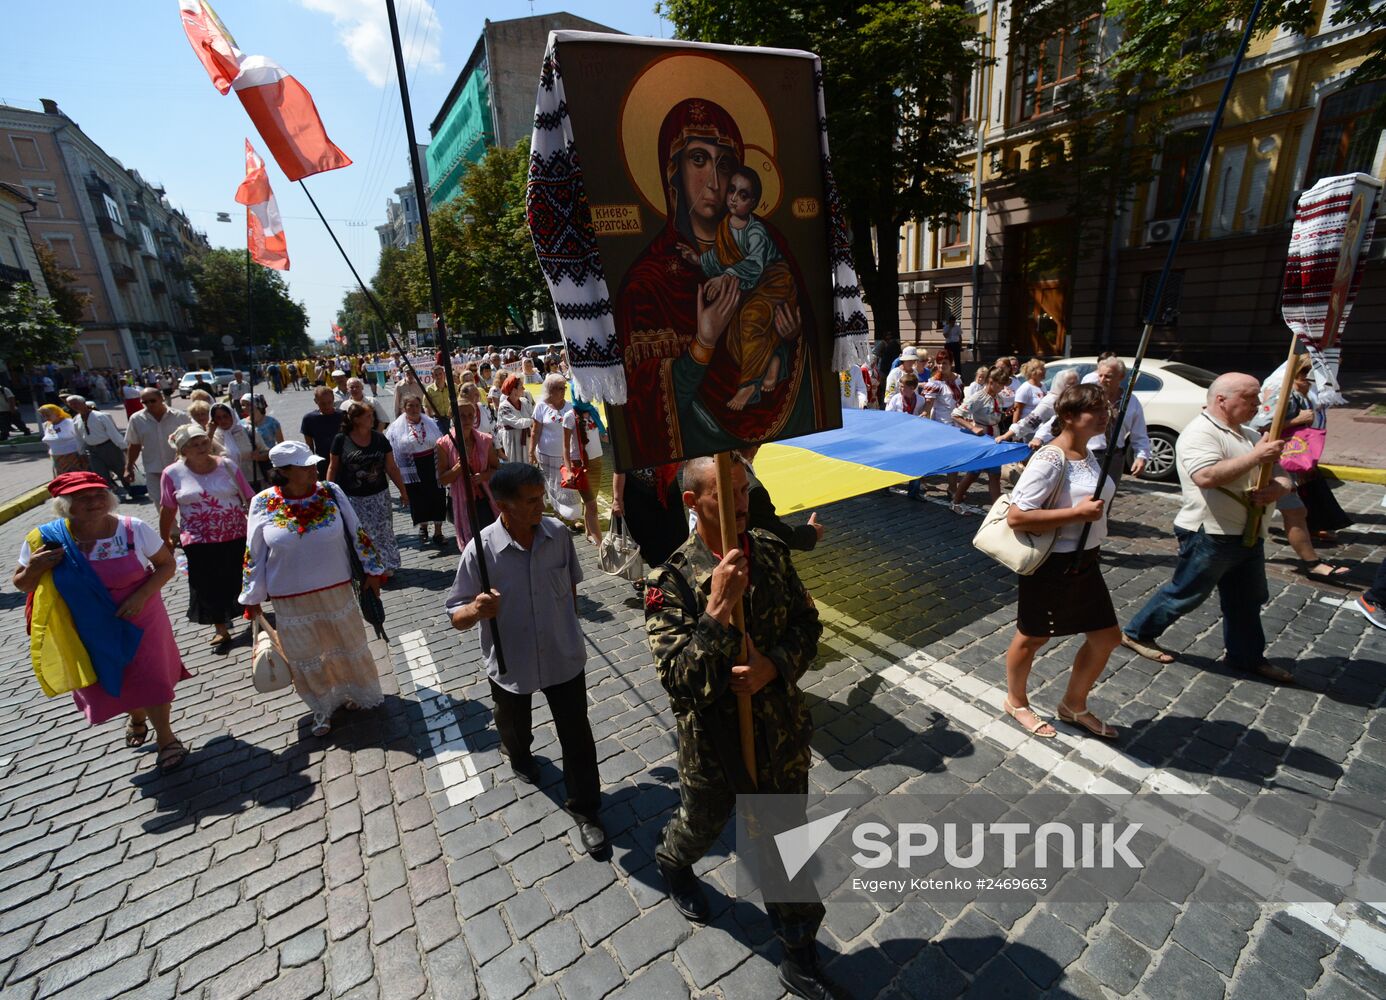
xmin=269 ymin=441 xmax=319 ymax=468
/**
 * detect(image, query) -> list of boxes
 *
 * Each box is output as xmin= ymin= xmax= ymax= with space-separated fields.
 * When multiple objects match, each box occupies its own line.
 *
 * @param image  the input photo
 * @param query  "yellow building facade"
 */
xmin=897 ymin=1 xmax=1385 ymax=368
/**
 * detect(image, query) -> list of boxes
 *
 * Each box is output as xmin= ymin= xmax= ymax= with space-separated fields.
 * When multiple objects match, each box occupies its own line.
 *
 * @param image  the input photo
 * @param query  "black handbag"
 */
xmin=341 ymin=509 xmax=387 ymax=640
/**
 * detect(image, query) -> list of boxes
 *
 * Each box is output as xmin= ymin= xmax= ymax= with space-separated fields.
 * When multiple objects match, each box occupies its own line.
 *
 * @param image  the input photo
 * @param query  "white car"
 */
xmin=178 ymin=371 xmax=216 ymax=397
xmin=212 ymin=368 xmax=235 ymax=389
xmin=1041 ymin=356 xmax=1218 ymax=482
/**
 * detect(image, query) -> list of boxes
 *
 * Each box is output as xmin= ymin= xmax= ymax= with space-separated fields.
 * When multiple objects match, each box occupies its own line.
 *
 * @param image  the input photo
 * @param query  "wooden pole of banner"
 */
xmin=1243 ymin=333 xmax=1303 ymax=545
xmin=714 ymin=452 xmax=757 ymax=789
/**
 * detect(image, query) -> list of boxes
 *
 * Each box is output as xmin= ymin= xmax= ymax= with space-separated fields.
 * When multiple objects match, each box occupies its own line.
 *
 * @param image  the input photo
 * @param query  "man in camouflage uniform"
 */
xmin=645 ymin=457 xmax=839 ymax=1000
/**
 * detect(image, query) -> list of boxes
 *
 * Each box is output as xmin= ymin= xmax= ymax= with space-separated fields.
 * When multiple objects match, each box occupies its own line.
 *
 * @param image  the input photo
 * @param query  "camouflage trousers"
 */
xmin=657 ymin=758 xmax=824 ymax=949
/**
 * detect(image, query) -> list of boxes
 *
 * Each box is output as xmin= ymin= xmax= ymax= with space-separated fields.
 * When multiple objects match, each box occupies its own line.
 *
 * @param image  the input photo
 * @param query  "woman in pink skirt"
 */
xmin=436 ymin=400 xmax=499 ymax=552
xmin=13 ymin=471 xmax=190 ymax=772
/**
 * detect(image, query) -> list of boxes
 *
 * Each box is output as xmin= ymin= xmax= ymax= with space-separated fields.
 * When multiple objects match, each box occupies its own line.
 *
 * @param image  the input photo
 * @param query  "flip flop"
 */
xmin=1121 ymin=634 xmax=1175 ymax=664
xmin=1298 ymin=562 xmax=1352 ymax=585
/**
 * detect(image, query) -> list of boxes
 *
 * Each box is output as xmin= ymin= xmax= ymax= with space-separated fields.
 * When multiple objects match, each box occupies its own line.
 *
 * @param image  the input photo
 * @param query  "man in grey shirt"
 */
xmin=124 ymin=387 xmax=191 ymax=505
xmin=446 ymin=462 xmax=606 ymax=854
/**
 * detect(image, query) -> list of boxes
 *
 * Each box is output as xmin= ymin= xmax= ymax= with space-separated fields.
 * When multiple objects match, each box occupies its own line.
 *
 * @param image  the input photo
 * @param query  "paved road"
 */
xmin=0 ymin=421 xmax=1382 ymax=998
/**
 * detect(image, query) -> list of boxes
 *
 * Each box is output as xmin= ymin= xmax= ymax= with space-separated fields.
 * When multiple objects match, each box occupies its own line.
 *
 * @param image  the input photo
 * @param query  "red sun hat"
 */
xmin=48 ymin=471 xmax=111 ymax=497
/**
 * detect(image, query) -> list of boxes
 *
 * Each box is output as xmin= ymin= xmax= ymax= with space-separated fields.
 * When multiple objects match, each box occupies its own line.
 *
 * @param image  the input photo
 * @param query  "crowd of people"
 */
xmin=11 ymin=335 xmax=1383 ymax=1000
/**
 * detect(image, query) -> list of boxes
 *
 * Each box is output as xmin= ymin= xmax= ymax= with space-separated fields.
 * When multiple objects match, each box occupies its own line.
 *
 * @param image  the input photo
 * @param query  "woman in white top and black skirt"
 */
xmin=1002 ymin=383 xmax=1121 ymax=741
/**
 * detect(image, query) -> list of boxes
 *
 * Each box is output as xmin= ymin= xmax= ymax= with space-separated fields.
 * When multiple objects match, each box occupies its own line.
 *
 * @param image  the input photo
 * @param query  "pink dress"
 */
xmin=74 ymin=517 xmax=190 ymax=724
xmin=436 ymin=429 xmax=496 ymax=551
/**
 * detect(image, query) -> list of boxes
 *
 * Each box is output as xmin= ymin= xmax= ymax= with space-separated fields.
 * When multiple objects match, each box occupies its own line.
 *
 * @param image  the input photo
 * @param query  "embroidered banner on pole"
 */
xmin=526 ymin=32 xmax=870 ymax=472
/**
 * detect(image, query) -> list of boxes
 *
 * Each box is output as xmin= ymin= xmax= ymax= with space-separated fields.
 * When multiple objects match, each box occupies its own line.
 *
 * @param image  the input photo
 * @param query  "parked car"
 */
xmin=212 ymin=368 xmax=235 ymax=389
xmin=178 ymin=371 xmax=216 ymax=397
xmin=1041 ymin=357 xmax=1218 ymax=482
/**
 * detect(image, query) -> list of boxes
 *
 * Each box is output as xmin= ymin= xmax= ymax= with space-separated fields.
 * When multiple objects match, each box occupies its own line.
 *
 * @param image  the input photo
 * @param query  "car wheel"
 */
xmin=1140 ymin=429 xmax=1178 ymax=482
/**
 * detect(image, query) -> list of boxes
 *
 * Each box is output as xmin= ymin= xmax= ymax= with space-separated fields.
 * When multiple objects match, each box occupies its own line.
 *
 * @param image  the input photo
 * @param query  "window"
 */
xmin=1139 ymin=270 xmax=1183 ymax=326
xmin=1210 ymin=143 xmax=1247 ymax=237
xmin=941 ymin=288 xmax=963 ymax=325
xmin=102 ymin=194 xmax=122 ymax=225
xmin=1017 ymin=15 xmax=1099 ymax=120
xmin=10 ymin=136 xmax=43 ymax=170
xmin=44 ymin=236 xmax=78 ymax=270
xmin=942 ymin=208 xmax=969 ymax=249
xmin=951 ymin=69 xmax=974 ymax=125
xmin=1306 ymin=81 xmax=1386 ymax=187
xmin=140 ymin=223 xmax=156 ymax=256
xmin=1154 ymin=131 xmax=1204 ymax=220
xmin=24 ymin=183 xmax=60 ymax=219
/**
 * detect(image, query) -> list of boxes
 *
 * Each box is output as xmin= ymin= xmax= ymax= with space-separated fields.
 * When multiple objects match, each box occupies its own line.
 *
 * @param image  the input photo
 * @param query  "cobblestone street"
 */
xmin=0 ymin=458 xmax=1382 ymax=999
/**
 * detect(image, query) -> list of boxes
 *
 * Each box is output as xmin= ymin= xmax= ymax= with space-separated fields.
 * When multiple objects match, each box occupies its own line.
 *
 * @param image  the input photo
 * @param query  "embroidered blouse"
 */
xmin=1011 ymin=446 xmax=1115 ymax=552
xmin=159 ymin=459 xmax=251 ymax=545
xmin=384 ymin=413 xmax=442 ymax=484
xmin=239 ymin=481 xmax=386 ymax=605
xmin=18 ymin=516 xmax=163 ymax=569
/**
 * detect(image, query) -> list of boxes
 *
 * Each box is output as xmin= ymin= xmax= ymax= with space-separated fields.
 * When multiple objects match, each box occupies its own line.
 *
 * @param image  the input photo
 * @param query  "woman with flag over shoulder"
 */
xmin=14 ymin=471 xmax=190 ymax=772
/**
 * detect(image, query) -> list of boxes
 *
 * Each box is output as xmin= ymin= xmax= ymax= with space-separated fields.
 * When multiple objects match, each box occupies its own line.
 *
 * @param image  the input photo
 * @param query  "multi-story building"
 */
xmin=376 ymin=145 xmax=429 ymax=250
xmin=895 ymin=3 xmax=1386 ymax=369
xmin=0 ymin=182 xmax=50 ymax=299
xmin=425 ymin=12 xmax=619 ymax=209
xmin=0 ymin=99 xmax=208 ymax=372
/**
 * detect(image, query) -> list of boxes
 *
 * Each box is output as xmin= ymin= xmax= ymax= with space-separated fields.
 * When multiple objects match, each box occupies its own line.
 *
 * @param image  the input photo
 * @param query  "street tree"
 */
xmin=658 ymin=0 xmax=987 ymax=348
xmin=0 ymin=282 xmax=79 ymax=373
xmin=33 ymin=243 xmax=90 ymax=327
xmin=185 ymin=247 xmax=312 ymax=360
xmin=408 ymin=137 xmax=548 ymax=342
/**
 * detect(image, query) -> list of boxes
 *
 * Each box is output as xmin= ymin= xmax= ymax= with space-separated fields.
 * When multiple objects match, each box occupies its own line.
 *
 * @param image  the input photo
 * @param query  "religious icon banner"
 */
xmin=526 ymin=32 xmax=870 ymax=472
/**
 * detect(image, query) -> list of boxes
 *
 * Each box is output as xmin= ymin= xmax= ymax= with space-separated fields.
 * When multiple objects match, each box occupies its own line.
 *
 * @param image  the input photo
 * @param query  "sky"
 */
xmin=0 ymin=0 xmax=669 ymax=344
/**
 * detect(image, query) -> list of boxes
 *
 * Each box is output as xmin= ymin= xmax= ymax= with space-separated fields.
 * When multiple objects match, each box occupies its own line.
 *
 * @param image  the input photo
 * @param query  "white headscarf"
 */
xmin=385 ymin=411 xmax=441 ymax=483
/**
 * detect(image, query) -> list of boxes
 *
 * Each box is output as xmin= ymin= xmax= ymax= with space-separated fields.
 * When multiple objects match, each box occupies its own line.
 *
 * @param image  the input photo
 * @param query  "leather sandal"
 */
xmin=156 ymin=739 xmax=189 ymax=773
xmin=1003 ymin=699 xmax=1056 ymax=739
xmin=1121 ymin=634 xmax=1175 ymax=664
xmin=1056 ymin=703 xmax=1118 ymax=740
xmin=125 ymin=717 xmax=150 ymax=748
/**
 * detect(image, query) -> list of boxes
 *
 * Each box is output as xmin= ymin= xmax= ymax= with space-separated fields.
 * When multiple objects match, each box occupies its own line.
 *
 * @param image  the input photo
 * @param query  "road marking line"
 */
xmin=815 ymin=601 xmax=1386 ymax=977
xmin=398 ymin=629 xmax=483 ymax=806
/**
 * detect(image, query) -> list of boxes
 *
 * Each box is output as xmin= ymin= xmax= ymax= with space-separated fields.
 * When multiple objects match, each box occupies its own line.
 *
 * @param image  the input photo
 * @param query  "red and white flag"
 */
xmin=232 ymin=55 xmax=352 ymax=181
xmin=177 ymin=0 xmax=242 ymax=95
xmin=235 ymin=140 xmax=289 ymax=270
xmin=177 ymin=1 xmax=351 ymax=181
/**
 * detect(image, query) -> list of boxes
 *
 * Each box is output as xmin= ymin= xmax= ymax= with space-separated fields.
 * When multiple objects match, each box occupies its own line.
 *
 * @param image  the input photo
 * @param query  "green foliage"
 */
xmin=372 ymin=245 xmax=416 ymax=338
xmin=0 ymin=283 xmax=79 ymax=371
xmin=33 ymin=242 xmax=90 ymax=327
xmin=658 ymin=0 xmax=988 ymax=343
xmin=185 ymin=248 xmax=312 ymax=360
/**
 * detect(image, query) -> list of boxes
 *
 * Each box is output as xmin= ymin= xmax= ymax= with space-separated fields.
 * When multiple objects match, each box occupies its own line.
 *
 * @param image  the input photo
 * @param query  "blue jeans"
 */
xmin=1125 ymin=527 xmax=1268 ymax=669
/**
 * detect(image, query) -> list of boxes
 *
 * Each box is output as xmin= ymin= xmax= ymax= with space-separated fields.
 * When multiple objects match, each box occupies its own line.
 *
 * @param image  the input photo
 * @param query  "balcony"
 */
xmin=0 ymin=263 xmax=33 ymax=288
xmin=110 ymin=262 xmax=136 ymax=284
xmin=85 ymin=173 xmax=113 ymax=198
xmin=127 ymin=203 xmax=148 ymax=224
xmin=149 ymin=279 xmax=167 ymax=295
xmin=96 ymin=215 xmax=125 ymax=241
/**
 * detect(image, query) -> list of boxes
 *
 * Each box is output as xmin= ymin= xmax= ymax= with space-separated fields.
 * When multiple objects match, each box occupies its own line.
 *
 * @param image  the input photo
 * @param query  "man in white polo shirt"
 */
xmin=1122 ymin=372 xmax=1293 ymax=681
xmin=124 ymin=387 xmax=191 ymax=505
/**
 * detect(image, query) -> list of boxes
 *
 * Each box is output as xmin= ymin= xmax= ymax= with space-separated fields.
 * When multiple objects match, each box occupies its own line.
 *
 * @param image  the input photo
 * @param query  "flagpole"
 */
xmin=1069 ymin=0 xmax=1265 ymax=566
xmin=383 ymin=0 xmax=507 ymax=675
xmin=245 ymin=246 xmax=260 ymax=485
xmin=297 ymin=181 xmax=425 ymax=388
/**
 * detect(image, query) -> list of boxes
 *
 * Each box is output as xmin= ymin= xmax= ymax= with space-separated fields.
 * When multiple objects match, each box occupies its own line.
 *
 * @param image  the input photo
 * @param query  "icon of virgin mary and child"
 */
xmin=615 ymin=98 xmax=821 ymax=466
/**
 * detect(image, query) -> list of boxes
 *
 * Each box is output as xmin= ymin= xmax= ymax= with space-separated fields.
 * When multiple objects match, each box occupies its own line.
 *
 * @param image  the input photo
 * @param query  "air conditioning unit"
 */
xmin=912 ymin=280 xmax=932 ymax=294
xmin=1145 ymin=218 xmax=1178 ymax=244
xmin=1052 ymin=82 xmax=1080 ymax=108
xmin=898 ymin=281 xmax=913 ymax=296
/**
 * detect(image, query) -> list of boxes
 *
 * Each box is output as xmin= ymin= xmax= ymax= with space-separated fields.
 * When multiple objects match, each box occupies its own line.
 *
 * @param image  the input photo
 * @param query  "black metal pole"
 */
xmin=245 ymin=247 xmax=259 ymax=482
xmin=1070 ymin=0 xmax=1265 ymax=565
xmin=383 ymin=0 xmax=506 ymax=673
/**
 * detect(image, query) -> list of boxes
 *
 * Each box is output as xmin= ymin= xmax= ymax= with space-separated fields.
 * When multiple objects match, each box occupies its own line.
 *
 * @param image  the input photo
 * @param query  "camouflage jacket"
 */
xmin=644 ymin=529 xmax=821 ymax=791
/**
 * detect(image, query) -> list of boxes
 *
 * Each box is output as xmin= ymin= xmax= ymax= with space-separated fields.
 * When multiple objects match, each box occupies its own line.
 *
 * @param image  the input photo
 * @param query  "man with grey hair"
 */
xmin=341 ymin=377 xmax=392 ymax=429
xmin=446 ymin=462 xmax=606 ymax=855
xmin=1122 ymin=372 xmax=1294 ymax=681
xmin=1035 ymin=356 xmax=1150 ymax=480
xmin=67 ymin=396 xmax=132 ymax=498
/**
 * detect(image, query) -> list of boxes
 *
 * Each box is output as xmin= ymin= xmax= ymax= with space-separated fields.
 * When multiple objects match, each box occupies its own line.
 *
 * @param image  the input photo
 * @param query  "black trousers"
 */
xmin=489 ymin=670 xmax=600 ymax=820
